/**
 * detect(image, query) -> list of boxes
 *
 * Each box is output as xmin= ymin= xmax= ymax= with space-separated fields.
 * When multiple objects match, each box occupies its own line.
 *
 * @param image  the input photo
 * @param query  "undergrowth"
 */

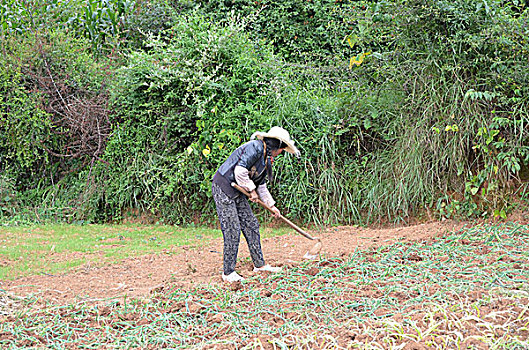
xmin=1 ymin=0 xmax=528 ymax=226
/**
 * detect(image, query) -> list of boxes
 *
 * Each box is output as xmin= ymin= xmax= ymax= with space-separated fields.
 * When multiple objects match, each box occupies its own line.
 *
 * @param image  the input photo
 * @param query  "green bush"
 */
xmin=101 ymin=13 xmax=282 ymax=223
xmin=0 ymin=63 xmax=51 ymax=176
xmin=179 ymin=0 xmax=357 ymax=63
xmin=1 ymin=0 xmax=528 ymax=226
xmin=341 ymin=0 xmax=529 ymax=220
xmin=0 ymin=30 xmax=115 ymax=222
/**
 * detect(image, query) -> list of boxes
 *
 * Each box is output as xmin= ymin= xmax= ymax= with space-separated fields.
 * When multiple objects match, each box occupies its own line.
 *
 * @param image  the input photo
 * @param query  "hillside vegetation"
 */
xmin=1 ymin=0 xmax=528 ymax=225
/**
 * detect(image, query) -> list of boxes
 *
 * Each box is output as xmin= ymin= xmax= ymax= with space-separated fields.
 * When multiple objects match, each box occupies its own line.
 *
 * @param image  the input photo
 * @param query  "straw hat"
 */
xmin=251 ymin=126 xmax=300 ymax=157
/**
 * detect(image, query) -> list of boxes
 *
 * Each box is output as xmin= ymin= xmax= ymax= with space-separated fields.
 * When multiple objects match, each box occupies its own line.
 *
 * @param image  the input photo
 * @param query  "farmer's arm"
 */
xmin=234 ymin=166 xmax=259 ymax=202
xmin=256 ymin=184 xmax=275 ymax=207
xmin=234 ymin=166 xmax=256 ymax=192
xmin=257 ymin=184 xmax=280 ymax=217
xmin=256 ymin=183 xmax=281 ymax=218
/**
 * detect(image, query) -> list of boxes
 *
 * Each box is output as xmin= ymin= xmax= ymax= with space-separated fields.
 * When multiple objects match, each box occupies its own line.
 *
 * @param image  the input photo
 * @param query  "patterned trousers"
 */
xmin=212 ymin=183 xmax=265 ymax=275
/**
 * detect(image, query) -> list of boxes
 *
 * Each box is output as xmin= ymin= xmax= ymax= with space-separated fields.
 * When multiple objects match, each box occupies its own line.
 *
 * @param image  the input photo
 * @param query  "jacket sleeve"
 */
xmin=256 ymin=183 xmax=275 ymax=207
xmin=234 ymin=166 xmax=256 ymax=192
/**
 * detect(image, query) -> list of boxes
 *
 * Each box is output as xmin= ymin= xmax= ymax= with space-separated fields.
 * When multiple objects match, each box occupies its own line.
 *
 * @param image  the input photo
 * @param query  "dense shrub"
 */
xmin=1 ymin=0 xmax=528 ymax=225
xmin=0 ymin=31 xmax=114 ymax=222
xmin=379 ymin=0 xmax=529 ymax=219
xmin=98 ymin=14 xmax=283 ymax=223
xmin=180 ymin=0 xmax=357 ymax=63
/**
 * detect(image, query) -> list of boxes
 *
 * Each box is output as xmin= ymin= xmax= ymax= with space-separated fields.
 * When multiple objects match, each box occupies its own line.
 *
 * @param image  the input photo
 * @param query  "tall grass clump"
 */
xmin=330 ymin=0 xmax=529 ymax=222
xmin=399 ymin=0 xmax=528 ymax=219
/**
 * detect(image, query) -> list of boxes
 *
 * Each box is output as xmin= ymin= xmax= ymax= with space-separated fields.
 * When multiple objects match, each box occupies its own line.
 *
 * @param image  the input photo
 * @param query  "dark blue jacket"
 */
xmin=212 ymin=140 xmax=267 ymax=198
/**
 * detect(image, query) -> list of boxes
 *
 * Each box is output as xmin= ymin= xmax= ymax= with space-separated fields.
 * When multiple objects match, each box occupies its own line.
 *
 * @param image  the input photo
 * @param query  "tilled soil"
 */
xmin=1 ymin=221 xmax=463 ymax=303
xmin=2 ymin=219 xmax=528 ymax=349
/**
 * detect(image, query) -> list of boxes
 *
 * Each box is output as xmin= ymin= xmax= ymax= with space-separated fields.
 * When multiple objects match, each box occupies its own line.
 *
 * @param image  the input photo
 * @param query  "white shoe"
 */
xmin=253 ymin=264 xmax=281 ymax=273
xmin=222 ymin=271 xmax=244 ymax=282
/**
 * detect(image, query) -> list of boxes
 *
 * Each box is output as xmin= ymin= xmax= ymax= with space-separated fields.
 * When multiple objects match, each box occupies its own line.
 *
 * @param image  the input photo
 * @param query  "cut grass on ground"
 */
xmin=0 ymin=224 xmax=291 ymax=280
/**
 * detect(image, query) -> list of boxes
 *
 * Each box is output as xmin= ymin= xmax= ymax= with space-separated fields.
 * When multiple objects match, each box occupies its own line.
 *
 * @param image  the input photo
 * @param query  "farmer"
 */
xmin=212 ymin=126 xmax=300 ymax=282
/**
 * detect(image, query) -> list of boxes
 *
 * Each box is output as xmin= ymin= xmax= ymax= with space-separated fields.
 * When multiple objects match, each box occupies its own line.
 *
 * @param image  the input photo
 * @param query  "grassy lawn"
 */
xmin=0 ymin=224 xmax=290 ymax=280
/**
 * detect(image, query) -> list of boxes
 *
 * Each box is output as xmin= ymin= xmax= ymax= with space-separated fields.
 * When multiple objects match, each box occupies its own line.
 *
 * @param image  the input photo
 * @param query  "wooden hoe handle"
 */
xmin=231 ymin=182 xmax=317 ymax=241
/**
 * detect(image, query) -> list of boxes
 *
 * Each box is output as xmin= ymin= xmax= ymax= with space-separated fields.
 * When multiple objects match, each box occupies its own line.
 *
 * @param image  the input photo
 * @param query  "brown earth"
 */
xmin=1 ymin=220 xmax=465 ymax=304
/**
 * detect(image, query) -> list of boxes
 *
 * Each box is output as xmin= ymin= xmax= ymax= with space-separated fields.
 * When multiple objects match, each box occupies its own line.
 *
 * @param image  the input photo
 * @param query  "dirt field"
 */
xmin=1 ymin=219 xmax=528 ymax=349
xmin=2 ymin=221 xmax=463 ymax=303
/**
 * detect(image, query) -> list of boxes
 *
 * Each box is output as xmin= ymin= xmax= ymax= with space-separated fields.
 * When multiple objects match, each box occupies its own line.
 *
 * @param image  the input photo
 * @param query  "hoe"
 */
xmin=231 ymin=183 xmax=322 ymax=259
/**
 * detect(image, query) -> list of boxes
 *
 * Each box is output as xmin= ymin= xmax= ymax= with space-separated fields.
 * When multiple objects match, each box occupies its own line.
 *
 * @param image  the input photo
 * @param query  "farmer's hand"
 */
xmin=249 ymin=190 xmax=259 ymax=203
xmin=270 ymin=206 xmax=281 ymax=218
